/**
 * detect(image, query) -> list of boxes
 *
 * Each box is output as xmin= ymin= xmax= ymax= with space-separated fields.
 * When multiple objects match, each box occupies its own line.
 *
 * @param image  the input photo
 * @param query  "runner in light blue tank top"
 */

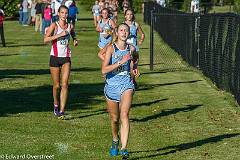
xmin=98 ymin=18 xmax=112 ymax=49
xmin=106 ymin=43 xmax=134 ymax=87
xmin=127 ymin=21 xmax=139 ymax=51
xmin=92 ymin=1 xmax=101 ymax=27
xmin=124 ymin=8 xmax=145 ymax=88
xmin=124 ymin=9 xmax=145 ymax=53
xmin=102 ymin=23 xmax=139 ymax=159
xmin=96 ymin=8 xmax=116 ymax=49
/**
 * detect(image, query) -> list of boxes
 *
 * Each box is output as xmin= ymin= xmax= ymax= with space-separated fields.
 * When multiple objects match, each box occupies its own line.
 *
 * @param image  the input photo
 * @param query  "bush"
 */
xmin=0 ymin=0 xmax=19 ymax=17
xmin=132 ymin=0 xmax=144 ymax=13
xmin=234 ymin=0 xmax=240 ymax=13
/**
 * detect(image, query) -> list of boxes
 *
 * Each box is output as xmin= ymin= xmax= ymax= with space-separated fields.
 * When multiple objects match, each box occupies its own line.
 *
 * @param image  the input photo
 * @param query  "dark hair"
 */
xmin=101 ymin=8 xmax=109 ymax=14
xmin=58 ymin=5 xmax=69 ymax=13
xmin=124 ymin=8 xmax=135 ymax=21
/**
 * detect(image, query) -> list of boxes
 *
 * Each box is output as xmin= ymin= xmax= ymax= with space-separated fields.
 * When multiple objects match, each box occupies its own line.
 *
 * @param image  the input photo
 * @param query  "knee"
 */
xmin=120 ymin=111 xmax=129 ymax=121
xmin=61 ymin=82 xmax=68 ymax=89
xmin=111 ymin=115 xmax=119 ymax=124
xmin=53 ymin=83 xmax=60 ymax=90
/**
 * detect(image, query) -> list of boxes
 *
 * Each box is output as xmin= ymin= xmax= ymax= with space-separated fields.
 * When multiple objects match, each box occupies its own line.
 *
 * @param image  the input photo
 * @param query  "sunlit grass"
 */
xmin=0 ymin=5 xmax=240 ymax=160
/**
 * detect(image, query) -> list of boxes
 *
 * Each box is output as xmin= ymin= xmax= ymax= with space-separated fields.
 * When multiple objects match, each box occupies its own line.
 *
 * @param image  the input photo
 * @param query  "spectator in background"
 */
xmin=43 ymin=2 xmax=52 ymax=34
xmin=41 ymin=1 xmax=48 ymax=35
xmin=190 ymin=0 xmax=200 ymax=13
xmin=27 ymin=0 xmax=32 ymax=25
xmin=35 ymin=0 xmax=43 ymax=32
xmin=31 ymin=0 xmax=37 ymax=25
xmin=51 ymin=0 xmax=61 ymax=22
xmin=18 ymin=0 xmax=24 ymax=24
xmin=0 ymin=9 xmax=5 ymax=47
xmin=68 ymin=1 xmax=78 ymax=28
xmin=156 ymin=0 xmax=166 ymax=7
xmin=22 ymin=0 xmax=29 ymax=26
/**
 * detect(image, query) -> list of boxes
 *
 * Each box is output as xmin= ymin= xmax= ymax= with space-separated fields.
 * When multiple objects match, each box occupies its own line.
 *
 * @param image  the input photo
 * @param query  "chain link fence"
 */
xmin=144 ymin=1 xmax=240 ymax=103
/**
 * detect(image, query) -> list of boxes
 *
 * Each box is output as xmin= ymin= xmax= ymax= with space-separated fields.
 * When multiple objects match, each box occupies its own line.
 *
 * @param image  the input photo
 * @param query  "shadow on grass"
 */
xmin=0 ymin=82 xmax=104 ymax=117
xmin=138 ymin=63 xmax=164 ymax=67
xmin=139 ymin=47 xmax=149 ymax=50
xmin=130 ymin=104 xmax=202 ymax=122
xmin=132 ymin=99 xmax=168 ymax=108
xmin=130 ymin=133 xmax=240 ymax=159
xmin=0 ymin=67 xmax=100 ymax=78
xmin=0 ymin=75 xmax=25 ymax=80
xmin=77 ymin=18 xmax=93 ymax=21
xmin=77 ymin=28 xmax=96 ymax=32
xmin=140 ymin=70 xmax=167 ymax=74
xmin=64 ymin=109 xmax=107 ymax=120
xmin=0 ymin=53 xmax=20 ymax=57
xmin=140 ymin=67 xmax=193 ymax=74
xmin=137 ymin=80 xmax=202 ymax=92
xmin=6 ymin=43 xmax=46 ymax=47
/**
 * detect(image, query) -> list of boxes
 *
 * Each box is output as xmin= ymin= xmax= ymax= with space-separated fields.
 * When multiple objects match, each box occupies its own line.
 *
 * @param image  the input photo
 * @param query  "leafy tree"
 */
xmin=234 ymin=0 xmax=240 ymax=12
xmin=0 ymin=0 xmax=19 ymax=17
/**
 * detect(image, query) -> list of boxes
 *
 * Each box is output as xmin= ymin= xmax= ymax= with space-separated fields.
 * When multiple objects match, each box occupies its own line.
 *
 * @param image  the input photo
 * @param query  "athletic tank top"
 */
xmin=106 ymin=43 xmax=132 ymax=85
xmin=50 ymin=22 xmax=71 ymax=57
xmin=126 ymin=21 xmax=138 ymax=46
xmin=99 ymin=18 xmax=112 ymax=39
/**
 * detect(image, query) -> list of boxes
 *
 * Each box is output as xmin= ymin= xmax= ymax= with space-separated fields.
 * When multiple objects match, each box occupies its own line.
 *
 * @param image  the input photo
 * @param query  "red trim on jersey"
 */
xmin=53 ymin=39 xmax=58 ymax=57
xmin=66 ymin=45 xmax=70 ymax=57
xmin=52 ymin=23 xmax=58 ymax=57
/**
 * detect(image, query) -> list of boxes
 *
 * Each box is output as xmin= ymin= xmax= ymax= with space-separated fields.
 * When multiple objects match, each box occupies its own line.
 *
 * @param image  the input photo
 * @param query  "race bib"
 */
xmin=112 ymin=65 xmax=128 ymax=75
xmin=60 ymin=39 xmax=67 ymax=45
xmin=94 ymin=10 xmax=99 ymax=14
xmin=127 ymin=37 xmax=134 ymax=44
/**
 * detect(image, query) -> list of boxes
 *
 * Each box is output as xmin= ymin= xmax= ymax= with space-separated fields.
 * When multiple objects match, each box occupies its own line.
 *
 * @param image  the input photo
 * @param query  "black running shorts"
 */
xmin=49 ymin=55 xmax=71 ymax=67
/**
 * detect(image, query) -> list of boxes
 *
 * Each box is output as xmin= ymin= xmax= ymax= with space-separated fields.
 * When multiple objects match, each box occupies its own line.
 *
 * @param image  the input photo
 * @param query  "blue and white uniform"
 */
xmin=126 ymin=21 xmax=139 ymax=52
xmin=98 ymin=18 xmax=112 ymax=49
xmin=92 ymin=4 xmax=100 ymax=16
xmin=104 ymin=43 xmax=135 ymax=102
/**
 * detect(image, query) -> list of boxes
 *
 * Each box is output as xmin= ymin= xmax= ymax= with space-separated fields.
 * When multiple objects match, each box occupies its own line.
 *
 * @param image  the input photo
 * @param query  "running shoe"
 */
xmin=110 ymin=140 xmax=119 ymax=156
xmin=58 ymin=111 xmax=65 ymax=120
xmin=120 ymin=149 xmax=129 ymax=160
xmin=54 ymin=107 xmax=59 ymax=116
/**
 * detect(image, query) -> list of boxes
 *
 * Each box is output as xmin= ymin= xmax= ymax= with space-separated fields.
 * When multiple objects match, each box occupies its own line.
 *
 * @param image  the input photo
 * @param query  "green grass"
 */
xmin=0 ymin=6 xmax=240 ymax=160
xmin=209 ymin=5 xmax=234 ymax=13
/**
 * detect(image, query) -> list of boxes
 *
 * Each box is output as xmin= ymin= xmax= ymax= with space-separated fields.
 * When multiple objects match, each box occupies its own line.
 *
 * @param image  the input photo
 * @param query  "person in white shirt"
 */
xmin=156 ymin=0 xmax=165 ymax=7
xmin=51 ymin=0 xmax=61 ymax=22
xmin=190 ymin=0 xmax=200 ymax=13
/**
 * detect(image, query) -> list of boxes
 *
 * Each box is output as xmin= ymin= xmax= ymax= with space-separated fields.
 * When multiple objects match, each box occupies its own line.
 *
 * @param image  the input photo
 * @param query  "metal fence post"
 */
xmin=150 ymin=10 xmax=154 ymax=71
xmin=197 ymin=15 xmax=200 ymax=68
xmin=197 ymin=1 xmax=201 ymax=68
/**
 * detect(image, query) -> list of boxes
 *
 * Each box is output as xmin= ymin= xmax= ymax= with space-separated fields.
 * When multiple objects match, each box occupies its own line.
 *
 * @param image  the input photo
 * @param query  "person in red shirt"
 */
xmin=0 ymin=9 xmax=5 ymax=47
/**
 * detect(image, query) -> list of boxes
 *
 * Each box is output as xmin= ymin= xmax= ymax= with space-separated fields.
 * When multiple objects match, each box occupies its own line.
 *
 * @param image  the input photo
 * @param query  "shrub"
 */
xmin=0 ymin=0 xmax=19 ymax=17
